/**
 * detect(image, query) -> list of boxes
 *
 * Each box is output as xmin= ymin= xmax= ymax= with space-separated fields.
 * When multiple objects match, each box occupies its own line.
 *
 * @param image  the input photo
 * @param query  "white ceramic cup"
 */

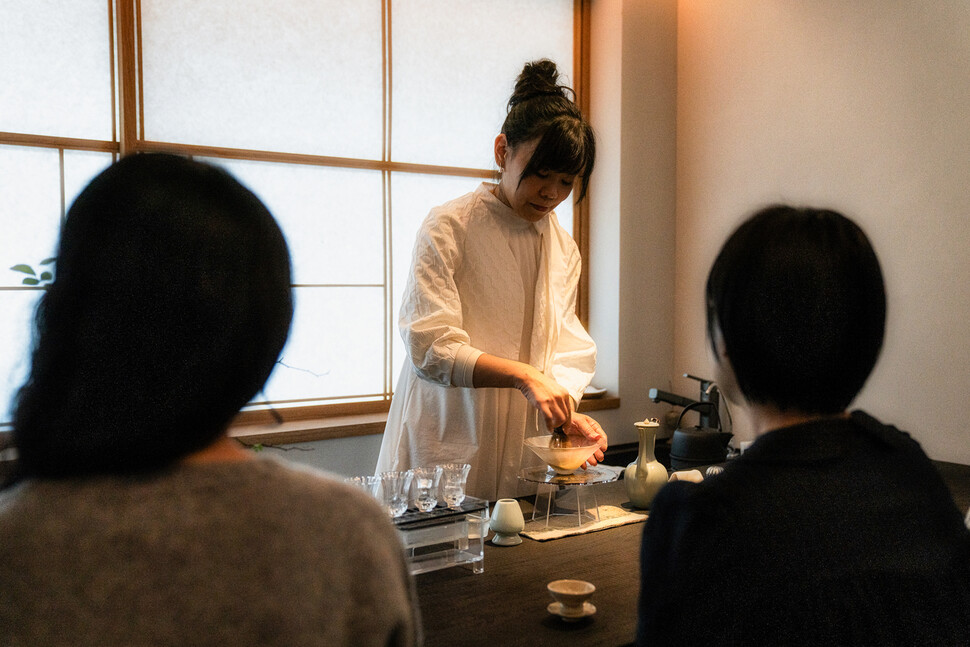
xmin=547 ymin=579 xmax=596 ymax=617
xmin=489 ymin=498 xmax=525 ymax=546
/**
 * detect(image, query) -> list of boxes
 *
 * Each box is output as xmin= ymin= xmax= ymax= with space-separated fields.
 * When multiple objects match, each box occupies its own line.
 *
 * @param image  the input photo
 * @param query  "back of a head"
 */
xmin=12 ymin=153 xmax=293 ymax=479
xmin=706 ymin=205 xmax=886 ymax=414
xmin=502 ymin=58 xmax=595 ymax=200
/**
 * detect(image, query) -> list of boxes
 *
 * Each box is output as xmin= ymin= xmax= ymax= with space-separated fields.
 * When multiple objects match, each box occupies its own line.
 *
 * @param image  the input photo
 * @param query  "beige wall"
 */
xmin=587 ymin=0 xmax=679 ymax=447
xmin=674 ymin=1 xmax=970 ymax=462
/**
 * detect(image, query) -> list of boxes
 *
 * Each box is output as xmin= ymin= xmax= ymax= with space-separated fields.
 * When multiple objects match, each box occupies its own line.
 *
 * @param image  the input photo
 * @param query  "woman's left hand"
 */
xmin=563 ymin=413 xmax=608 ymax=466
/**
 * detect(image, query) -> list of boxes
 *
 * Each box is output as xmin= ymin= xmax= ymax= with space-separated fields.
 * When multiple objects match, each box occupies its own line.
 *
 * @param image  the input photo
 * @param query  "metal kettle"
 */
xmin=669 ymin=401 xmax=732 ymax=471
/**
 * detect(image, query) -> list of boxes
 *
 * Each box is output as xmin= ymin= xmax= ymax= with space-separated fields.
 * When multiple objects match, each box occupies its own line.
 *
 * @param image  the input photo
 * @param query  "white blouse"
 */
xmin=376 ymin=183 xmax=596 ymax=500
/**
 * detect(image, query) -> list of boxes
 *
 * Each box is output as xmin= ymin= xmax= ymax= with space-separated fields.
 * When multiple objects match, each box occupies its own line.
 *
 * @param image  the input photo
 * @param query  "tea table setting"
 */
xmin=346 ymin=413 xmax=970 ymax=647
xmin=340 ymin=412 xmax=757 ymax=646
xmin=396 ymin=417 xmax=690 ymax=646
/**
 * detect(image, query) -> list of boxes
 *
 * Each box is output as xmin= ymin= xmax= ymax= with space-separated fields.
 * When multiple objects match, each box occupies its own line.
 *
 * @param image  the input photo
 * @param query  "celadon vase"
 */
xmin=624 ymin=419 xmax=668 ymax=509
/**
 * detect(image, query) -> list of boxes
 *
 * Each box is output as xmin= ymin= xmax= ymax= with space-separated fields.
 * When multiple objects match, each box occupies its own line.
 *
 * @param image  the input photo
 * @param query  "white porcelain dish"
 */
xmin=547 ymin=601 xmax=596 ymax=621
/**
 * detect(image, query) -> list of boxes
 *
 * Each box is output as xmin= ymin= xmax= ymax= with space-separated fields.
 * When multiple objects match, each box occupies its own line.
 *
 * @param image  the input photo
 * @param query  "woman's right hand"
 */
xmin=514 ymin=365 xmax=573 ymax=431
xmin=472 ymin=354 xmax=573 ymax=431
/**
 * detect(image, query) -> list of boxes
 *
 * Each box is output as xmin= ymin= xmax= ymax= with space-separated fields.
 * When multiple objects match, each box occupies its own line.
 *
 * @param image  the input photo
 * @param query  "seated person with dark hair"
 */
xmin=637 ymin=205 xmax=970 ymax=646
xmin=0 ymin=153 xmax=421 ymax=647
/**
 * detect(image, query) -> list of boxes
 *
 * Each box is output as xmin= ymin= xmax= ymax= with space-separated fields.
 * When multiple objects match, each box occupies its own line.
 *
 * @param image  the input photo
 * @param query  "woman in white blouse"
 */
xmin=377 ymin=59 xmax=607 ymax=500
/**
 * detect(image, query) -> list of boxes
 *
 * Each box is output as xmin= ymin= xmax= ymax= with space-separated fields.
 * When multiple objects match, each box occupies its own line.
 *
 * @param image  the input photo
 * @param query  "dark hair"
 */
xmin=502 ymin=59 xmax=596 ymax=201
xmin=11 ymin=153 xmax=293 ymax=479
xmin=706 ymin=205 xmax=886 ymax=414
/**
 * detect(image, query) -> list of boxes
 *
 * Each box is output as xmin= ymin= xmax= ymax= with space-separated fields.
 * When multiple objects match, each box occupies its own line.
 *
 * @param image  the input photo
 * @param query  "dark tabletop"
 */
xmin=414 ymin=480 xmax=642 ymax=647
xmin=413 ymin=461 xmax=970 ymax=647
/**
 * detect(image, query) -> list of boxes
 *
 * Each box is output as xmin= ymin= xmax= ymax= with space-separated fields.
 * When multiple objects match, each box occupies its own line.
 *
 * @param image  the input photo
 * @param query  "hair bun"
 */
xmin=508 ymin=59 xmax=572 ymax=110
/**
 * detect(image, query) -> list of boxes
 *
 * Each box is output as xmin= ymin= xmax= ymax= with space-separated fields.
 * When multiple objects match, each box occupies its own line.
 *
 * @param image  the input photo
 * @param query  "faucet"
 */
xmin=648 ymin=373 xmax=721 ymax=429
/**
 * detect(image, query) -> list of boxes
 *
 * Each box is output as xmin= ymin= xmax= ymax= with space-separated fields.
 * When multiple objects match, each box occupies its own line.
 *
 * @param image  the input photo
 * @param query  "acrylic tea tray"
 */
xmin=393 ymin=496 xmax=489 ymax=575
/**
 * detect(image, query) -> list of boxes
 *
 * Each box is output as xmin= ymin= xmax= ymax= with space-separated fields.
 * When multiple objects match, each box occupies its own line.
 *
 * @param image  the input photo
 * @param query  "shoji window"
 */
xmin=0 ymin=0 xmax=588 ymax=428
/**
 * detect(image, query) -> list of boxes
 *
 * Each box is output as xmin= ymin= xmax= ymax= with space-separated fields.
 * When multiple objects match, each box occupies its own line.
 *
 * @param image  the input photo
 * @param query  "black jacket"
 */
xmin=637 ymin=411 xmax=970 ymax=646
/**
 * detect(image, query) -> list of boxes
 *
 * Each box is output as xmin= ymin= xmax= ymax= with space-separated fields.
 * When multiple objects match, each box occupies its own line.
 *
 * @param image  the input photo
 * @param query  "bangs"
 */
xmin=521 ymin=116 xmax=592 ymax=179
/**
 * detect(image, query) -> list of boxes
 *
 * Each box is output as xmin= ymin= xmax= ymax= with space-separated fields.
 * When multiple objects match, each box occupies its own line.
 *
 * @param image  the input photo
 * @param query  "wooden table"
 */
xmin=414 ymin=479 xmax=642 ymax=647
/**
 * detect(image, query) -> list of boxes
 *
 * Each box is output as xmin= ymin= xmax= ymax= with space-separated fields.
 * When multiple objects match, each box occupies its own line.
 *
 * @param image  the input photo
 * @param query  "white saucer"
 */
xmin=547 ymin=601 xmax=596 ymax=621
xmin=583 ymin=386 xmax=607 ymax=399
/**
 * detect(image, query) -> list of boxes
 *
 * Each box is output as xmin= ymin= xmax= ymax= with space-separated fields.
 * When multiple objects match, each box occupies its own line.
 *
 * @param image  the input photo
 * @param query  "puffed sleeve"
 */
xmin=548 ymin=243 xmax=597 ymax=404
xmin=399 ymin=208 xmax=482 ymax=387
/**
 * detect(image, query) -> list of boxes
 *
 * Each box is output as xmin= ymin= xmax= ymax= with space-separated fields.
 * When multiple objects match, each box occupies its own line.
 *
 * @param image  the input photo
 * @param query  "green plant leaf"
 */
xmin=10 ymin=264 xmax=36 ymax=276
xmin=40 ymin=257 xmax=56 ymax=265
xmin=40 ymin=272 xmax=53 ymax=281
xmin=22 ymin=277 xmax=40 ymax=286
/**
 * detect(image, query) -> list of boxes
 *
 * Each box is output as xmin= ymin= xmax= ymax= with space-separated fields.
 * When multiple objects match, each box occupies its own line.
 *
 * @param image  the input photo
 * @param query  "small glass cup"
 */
xmin=380 ymin=470 xmax=413 ymax=518
xmin=345 ymin=475 xmax=381 ymax=500
xmin=440 ymin=462 xmax=471 ymax=508
xmin=411 ymin=465 xmax=443 ymax=513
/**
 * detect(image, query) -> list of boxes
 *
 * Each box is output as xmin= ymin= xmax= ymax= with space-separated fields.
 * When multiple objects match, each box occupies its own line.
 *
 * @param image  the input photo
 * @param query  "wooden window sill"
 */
xmin=229 ymin=396 xmax=621 ymax=446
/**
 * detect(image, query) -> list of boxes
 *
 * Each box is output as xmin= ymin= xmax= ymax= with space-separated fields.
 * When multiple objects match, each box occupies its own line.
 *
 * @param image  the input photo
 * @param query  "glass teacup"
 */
xmin=380 ymin=470 xmax=413 ymax=518
xmin=345 ymin=475 xmax=380 ymax=500
xmin=440 ymin=462 xmax=471 ymax=508
xmin=411 ymin=465 xmax=443 ymax=513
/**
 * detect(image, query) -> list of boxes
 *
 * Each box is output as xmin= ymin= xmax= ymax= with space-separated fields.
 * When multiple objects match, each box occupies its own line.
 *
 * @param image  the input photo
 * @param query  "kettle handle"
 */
xmin=675 ymin=400 xmax=721 ymax=431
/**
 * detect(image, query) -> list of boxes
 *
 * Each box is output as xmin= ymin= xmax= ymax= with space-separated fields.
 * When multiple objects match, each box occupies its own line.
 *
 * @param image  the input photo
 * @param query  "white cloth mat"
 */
xmin=521 ymin=504 xmax=648 ymax=541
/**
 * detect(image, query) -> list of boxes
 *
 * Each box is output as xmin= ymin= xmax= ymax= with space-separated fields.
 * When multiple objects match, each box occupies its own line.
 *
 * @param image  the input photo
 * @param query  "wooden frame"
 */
xmin=574 ymin=0 xmax=592 ymax=327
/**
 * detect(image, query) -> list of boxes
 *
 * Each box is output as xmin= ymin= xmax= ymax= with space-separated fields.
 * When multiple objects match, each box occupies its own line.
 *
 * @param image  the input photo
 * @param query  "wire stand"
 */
xmin=518 ymin=465 xmax=618 ymax=529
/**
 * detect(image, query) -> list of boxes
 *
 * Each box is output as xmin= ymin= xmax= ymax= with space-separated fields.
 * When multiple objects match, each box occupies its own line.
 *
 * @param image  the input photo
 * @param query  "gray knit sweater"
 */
xmin=0 ymin=457 xmax=421 ymax=646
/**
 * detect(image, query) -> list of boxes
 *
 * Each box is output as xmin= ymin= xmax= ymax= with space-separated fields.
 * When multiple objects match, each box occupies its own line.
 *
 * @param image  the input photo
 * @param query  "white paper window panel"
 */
xmin=0 ymin=146 xmax=114 ymax=288
xmin=0 ymin=147 xmax=61 ymax=288
xmin=140 ymin=0 xmax=383 ymax=160
xmin=0 ymin=285 xmax=386 ymax=418
xmin=202 ymin=158 xmax=384 ymax=286
xmin=0 ymin=0 xmax=113 ymax=140
xmin=261 ymin=286 xmax=384 ymax=402
xmin=391 ymin=0 xmax=574 ymax=169
xmin=0 ymin=148 xmax=113 ymax=423
xmin=0 ymin=291 xmax=43 ymax=424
